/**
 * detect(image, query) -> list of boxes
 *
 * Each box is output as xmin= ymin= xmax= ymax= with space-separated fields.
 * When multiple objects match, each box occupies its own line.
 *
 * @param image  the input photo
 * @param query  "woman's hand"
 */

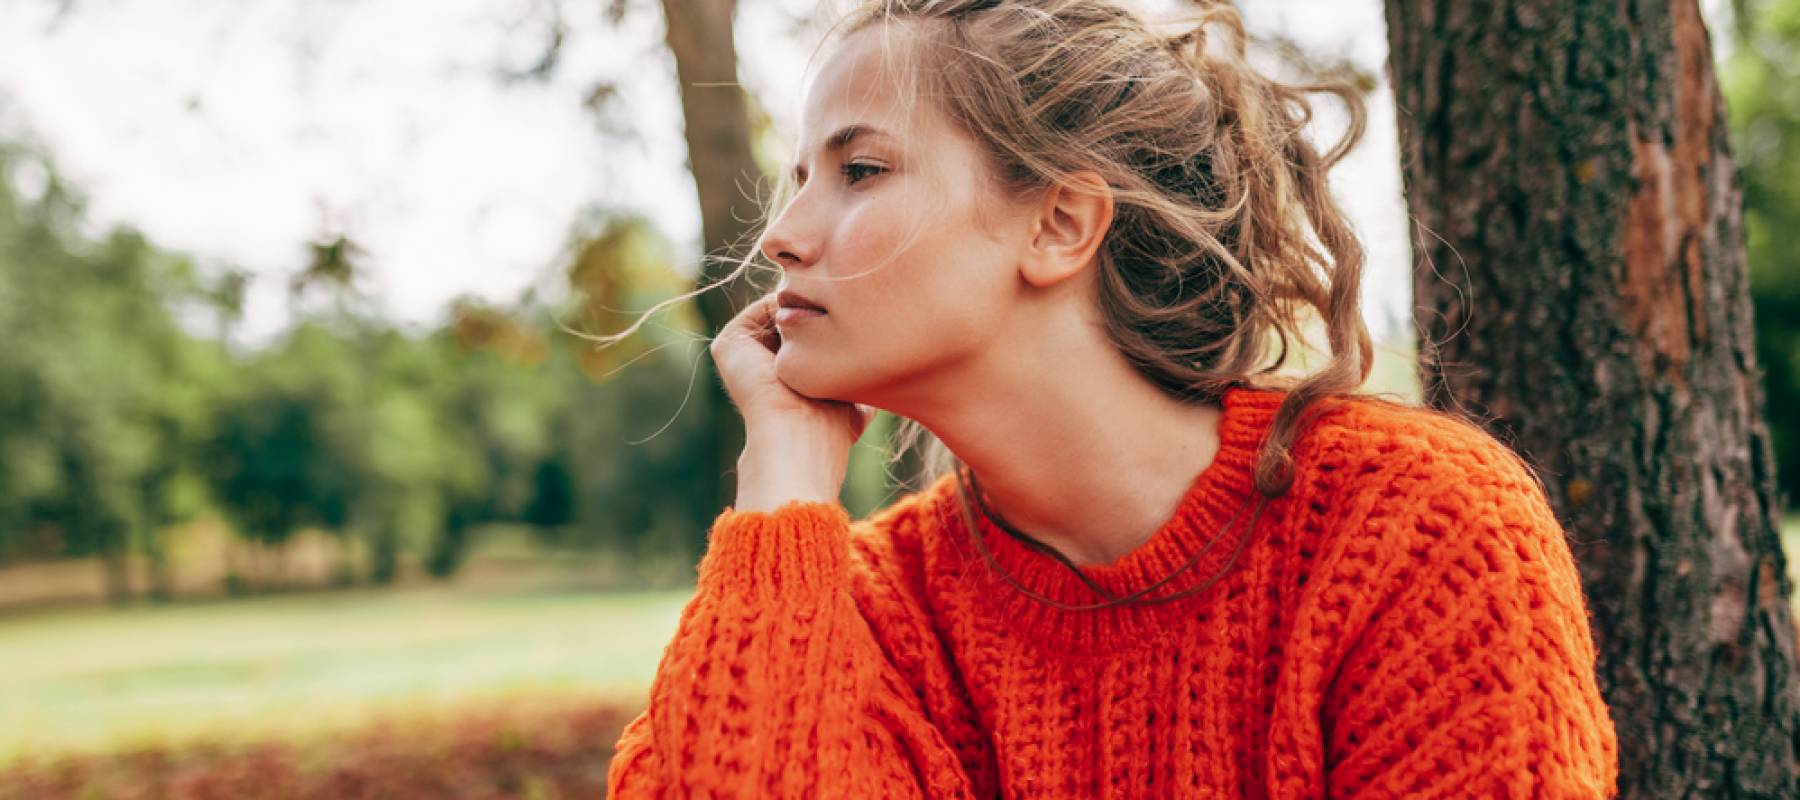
xmin=710 ymin=290 xmax=877 ymax=512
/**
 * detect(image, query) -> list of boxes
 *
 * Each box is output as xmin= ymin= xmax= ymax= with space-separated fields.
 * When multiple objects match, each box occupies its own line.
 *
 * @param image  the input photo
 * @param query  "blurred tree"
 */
xmin=0 ymin=142 xmax=225 ymax=603
xmin=203 ymin=321 xmax=364 ymax=585
xmin=203 ymin=315 xmax=544 ymax=587
xmin=543 ymin=213 xmax=716 ymax=569
xmin=0 ymin=0 xmax=806 ymax=595
xmin=484 ymin=0 xmax=770 ymax=553
xmin=655 ymin=0 xmax=772 ymax=519
xmin=291 ymin=233 xmax=369 ymax=303
xmin=428 ymin=305 xmax=569 ymax=577
xmin=452 ymin=297 xmax=551 ymax=367
xmin=562 ymin=216 xmax=685 ymax=380
xmin=1386 ymin=0 xmax=1799 ymax=792
xmin=552 ymin=344 xmax=714 ymax=574
xmin=1722 ymin=0 xmax=1800 ymax=509
xmin=349 ymin=325 xmax=483 ymax=583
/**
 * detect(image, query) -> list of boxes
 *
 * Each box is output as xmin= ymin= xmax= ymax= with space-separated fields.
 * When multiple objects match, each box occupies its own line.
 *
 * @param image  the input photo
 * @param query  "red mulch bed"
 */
xmin=0 ymin=699 xmax=642 ymax=799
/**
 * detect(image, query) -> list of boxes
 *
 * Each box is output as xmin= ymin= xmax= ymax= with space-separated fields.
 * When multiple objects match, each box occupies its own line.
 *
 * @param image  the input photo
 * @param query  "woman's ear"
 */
xmin=1018 ymin=170 xmax=1114 ymax=289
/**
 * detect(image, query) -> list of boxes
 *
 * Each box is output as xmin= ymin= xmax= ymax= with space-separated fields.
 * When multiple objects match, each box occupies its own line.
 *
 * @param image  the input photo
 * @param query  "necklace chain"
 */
xmin=956 ymin=463 xmax=1268 ymax=611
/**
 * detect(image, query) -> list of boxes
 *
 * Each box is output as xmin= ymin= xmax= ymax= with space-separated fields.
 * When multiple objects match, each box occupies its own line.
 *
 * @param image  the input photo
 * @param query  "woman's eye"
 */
xmin=841 ymin=162 xmax=885 ymax=185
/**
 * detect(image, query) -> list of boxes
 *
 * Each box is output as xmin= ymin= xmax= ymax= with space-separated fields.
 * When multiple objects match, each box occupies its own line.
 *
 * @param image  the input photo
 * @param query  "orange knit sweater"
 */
xmin=606 ymin=386 xmax=1620 ymax=798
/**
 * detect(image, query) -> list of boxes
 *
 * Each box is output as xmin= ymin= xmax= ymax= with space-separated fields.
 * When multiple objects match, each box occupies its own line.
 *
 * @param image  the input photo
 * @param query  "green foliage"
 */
xmin=0 ymin=142 xmax=718 ymax=593
xmin=1724 ymin=0 xmax=1800 ymax=504
xmin=0 ymin=142 xmax=227 ymax=577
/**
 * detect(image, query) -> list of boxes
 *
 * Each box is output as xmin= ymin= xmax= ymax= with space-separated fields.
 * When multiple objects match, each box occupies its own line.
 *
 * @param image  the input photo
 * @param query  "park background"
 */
xmin=0 ymin=0 xmax=1796 ymax=796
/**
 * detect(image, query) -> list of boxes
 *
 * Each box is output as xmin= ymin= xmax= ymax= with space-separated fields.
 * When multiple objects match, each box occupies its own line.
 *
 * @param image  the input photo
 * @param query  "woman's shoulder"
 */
xmin=1285 ymin=391 xmax=1570 ymax=569
xmin=841 ymin=475 xmax=960 ymax=606
xmin=1296 ymin=391 xmax=1550 ymax=501
xmin=1289 ymin=394 xmax=1589 ymax=633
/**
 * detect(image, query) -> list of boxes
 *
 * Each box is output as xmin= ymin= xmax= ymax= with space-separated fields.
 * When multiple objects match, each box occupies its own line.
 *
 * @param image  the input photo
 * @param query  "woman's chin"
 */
xmin=773 ymin=350 xmax=851 ymax=402
xmin=771 ymin=349 xmax=820 ymax=394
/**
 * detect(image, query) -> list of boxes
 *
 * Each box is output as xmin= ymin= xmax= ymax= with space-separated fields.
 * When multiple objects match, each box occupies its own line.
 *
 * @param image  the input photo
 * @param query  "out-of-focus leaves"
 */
xmin=562 ymin=214 xmax=704 ymax=381
xmin=0 ymin=138 xmax=719 ymax=595
xmin=291 ymin=234 xmax=368 ymax=300
xmin=1723 ymin=0 xmax=1800 ymax=501
xmin=452 ymin=298 xmax=550 ymax=366
xmin=0 ymin=143 xmax=224 ymax=580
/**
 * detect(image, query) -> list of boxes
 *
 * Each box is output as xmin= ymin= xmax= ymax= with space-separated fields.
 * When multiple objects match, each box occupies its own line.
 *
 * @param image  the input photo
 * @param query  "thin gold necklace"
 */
xmin=957 ymin=463 xmax=1268 ymax=611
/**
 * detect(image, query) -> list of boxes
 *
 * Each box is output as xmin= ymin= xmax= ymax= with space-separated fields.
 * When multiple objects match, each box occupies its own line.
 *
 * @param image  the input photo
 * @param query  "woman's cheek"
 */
xmin=839 ymin=197 xmax=920 ymax=271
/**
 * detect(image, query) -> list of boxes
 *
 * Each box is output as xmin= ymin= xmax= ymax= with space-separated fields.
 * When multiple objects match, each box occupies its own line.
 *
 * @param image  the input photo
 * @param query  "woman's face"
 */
xmin=759 ymin=25 xmax=1036 ymax=411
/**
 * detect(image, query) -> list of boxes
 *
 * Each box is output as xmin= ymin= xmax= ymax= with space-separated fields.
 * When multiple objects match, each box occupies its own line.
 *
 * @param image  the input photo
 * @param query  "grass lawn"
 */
xmin=4 ymin=510 xmax=1797 ymax=770
xmin=0 ymin=584 xmax=689 ymax=763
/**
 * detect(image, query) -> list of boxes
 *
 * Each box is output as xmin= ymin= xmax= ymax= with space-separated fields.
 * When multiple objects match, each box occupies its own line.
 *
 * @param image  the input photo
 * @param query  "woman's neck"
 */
xmin=900 ymin=334 xmax=1226 ymax=567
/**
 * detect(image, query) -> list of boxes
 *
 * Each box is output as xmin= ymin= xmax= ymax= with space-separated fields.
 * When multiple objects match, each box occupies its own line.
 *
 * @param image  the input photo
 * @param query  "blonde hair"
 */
xmin=593 ymin=0 xmax=1378 ymax=604
xmin=835 ymin=0 xmax=1375 ymax=492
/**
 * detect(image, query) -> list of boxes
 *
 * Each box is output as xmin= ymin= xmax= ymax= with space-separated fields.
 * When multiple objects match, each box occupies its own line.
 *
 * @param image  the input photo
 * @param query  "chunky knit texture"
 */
xmin=606 ymin=385 xmax=1620 ymax=798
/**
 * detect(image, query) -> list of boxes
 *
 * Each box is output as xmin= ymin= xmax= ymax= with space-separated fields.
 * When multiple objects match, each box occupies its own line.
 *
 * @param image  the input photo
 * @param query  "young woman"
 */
xmin=605 ymin=0 xmax=1619 ymax=796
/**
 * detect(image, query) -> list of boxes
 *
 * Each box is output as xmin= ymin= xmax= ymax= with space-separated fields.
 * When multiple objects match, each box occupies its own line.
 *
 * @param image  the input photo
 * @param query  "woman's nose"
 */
xmin=760 ymin=210 xmax=817 ymax=269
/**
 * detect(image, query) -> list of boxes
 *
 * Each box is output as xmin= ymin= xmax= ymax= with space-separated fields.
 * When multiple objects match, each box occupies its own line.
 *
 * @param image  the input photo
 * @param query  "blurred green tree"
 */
xmin=1723 ymin=0 xmax=1800 ymax=507
xmin=0 ymin=142 xmax=226 ymax=602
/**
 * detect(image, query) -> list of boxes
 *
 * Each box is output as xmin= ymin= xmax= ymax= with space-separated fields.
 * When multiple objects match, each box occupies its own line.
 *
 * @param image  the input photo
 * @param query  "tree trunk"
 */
xmin=1385 ymin=0 xmax=1800 ymax=795
xmin=143 ymin=532 xmax=174 ymax=602
xmin=100 ymin=544 xmax=131 ymax=607
xmin=660 ymin=0 xmax=766 ymax=524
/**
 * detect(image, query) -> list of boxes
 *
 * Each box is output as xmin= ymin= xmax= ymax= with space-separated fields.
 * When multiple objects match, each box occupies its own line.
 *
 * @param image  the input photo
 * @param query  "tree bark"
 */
xmin=1384 ymin=0 xmax=1800 ymax=795
xmin=661 ymin=0 xmax=767 ymax=523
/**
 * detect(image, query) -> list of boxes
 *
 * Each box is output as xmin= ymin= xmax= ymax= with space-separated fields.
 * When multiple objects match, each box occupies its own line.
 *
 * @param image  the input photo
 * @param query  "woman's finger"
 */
xmin=738 ymin=292 xmax=781 ymax=354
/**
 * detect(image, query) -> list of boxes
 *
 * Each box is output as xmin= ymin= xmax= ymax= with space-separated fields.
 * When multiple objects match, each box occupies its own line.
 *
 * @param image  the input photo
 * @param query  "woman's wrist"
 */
xmin=734 ymin=441 xmax=844 ymax=513
xmin=732 ymin=485 xmax=839 ymax=514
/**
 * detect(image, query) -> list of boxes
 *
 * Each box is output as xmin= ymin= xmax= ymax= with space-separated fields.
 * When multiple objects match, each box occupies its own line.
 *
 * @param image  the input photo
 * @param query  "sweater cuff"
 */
xmin=697 ymin=499 xmax=852 ymax=600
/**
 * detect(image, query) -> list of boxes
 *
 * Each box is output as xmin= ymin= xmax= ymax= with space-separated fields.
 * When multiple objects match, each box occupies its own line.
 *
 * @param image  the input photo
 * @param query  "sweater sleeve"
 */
xmin=604 ymin=499 xmax=980 ymax=799
xmin=1320 ymin=443 xmax=1621 ymax=798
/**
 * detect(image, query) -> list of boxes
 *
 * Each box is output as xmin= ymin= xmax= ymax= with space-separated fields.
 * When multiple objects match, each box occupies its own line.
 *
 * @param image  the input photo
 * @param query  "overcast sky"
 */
xmin=4 ymin=0 xmax=1723 ymax=347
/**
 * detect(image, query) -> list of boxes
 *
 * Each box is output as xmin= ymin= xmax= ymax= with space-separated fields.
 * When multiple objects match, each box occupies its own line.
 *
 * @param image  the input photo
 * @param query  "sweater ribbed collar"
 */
xmin=929 ymin=384 xmax=1286 ymax=651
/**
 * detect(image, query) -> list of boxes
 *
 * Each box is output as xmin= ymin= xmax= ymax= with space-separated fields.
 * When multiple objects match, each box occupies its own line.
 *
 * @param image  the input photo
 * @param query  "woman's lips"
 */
xmin=774 ymin=306 xmax=827 ymax=326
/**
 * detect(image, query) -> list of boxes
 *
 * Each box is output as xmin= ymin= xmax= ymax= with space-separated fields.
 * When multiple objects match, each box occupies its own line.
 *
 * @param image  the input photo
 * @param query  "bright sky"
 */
xmin=0 ymin=0 xmax=1587 ymax=347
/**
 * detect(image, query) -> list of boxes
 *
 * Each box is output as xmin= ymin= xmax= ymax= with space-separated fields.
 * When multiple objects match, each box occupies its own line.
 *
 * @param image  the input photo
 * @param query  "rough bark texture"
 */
xmin=661 ymin=0 xmax=766 ymax=516
xmin=1384 ymin=0 xmax=1800 ymax=795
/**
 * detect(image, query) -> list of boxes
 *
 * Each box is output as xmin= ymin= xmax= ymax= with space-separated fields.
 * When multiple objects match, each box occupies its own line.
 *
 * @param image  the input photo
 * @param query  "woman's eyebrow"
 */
xmin=791 ymin=123 xmax=892 ymax=183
